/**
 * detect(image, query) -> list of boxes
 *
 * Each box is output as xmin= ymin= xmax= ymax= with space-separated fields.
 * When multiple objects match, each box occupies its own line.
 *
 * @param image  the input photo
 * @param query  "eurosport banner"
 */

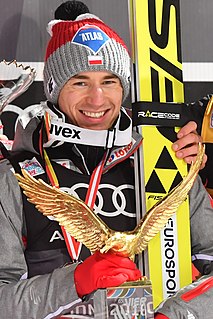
xmin=129 ymin=0 xmax=192 ymax=308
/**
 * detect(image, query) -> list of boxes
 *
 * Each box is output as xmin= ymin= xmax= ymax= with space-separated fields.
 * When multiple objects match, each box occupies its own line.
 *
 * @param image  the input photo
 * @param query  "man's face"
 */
xmin=58 ymin=71 xmax=123 ymax=130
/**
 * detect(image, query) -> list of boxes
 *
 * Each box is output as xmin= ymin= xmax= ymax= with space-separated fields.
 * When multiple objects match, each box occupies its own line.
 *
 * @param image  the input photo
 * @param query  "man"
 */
xmin=155 ymin=273 xmax=213 ymax=318
xmin=195 ymin=94 xmax=213 ymax=197
xmin=0 ymin=1 xmax=212 ymax=318
xmin=155 ymin=95 xmax=213 ymax=319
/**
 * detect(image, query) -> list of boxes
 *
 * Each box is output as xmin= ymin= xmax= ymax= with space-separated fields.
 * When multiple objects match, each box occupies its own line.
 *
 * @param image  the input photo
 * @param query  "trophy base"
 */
xmin=58 ymin=279 xmax=154 ymax=318
xmin=93 ymin=279 xmax=154 ymax=318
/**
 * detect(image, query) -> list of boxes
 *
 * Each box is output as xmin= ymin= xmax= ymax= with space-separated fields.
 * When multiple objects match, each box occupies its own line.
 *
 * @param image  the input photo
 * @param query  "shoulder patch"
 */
xmin=19 ymin=157 xmax=45 ymax=177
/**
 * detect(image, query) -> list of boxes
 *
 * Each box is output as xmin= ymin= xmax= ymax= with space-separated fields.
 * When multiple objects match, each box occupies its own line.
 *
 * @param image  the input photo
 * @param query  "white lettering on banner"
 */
xmin=67 ymin=297 xmax=153 ymax=318
xmin=138 ymin=111 xmax=180 ymax=120
xmin=70 ymin=303 xmax=94 ymax=316
xmin=49 ymin=230 xmax=65 ymax=242
xmin=80 ymin=32 xmax=103 ymax=42
xmin=109 ymin=298 xmax=153 ymax=317
xmin=161 ymin=216 xmax=180 ymax=298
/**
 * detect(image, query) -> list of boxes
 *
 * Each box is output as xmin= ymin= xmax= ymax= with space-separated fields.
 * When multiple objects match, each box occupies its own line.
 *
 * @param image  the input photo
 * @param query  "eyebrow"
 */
xmin=72 ymin=74 xmax=118 ymax=80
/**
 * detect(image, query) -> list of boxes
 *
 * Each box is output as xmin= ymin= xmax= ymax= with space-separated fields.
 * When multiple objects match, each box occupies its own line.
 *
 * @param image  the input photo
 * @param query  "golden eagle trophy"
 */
xmin=15 ymin=143 xmax=204 ymax=318
xmin=15 ymin=143 xmax=204 ymax=260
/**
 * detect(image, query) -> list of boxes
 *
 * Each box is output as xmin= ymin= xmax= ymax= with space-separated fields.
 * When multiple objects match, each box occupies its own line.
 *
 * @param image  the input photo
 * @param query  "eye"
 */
xmin=103 ymin=80 xmax=115 ymax=85
xmin=73 ymin=81 xmax=87 ymax=87
xmin=103 ymin=78 xmax=120 ymax=86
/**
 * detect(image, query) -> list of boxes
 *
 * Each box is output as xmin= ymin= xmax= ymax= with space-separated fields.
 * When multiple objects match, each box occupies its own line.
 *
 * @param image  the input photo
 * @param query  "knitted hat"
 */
xmin=43 ymin=2 xmax=131 ymax=105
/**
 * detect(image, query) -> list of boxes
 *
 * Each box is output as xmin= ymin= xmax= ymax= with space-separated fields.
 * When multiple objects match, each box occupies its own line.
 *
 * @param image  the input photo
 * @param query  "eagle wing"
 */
xmin=132 ymin=142 xmax=205 ymax=255
xmin=15 ymin=169 xmax=112 ymax=252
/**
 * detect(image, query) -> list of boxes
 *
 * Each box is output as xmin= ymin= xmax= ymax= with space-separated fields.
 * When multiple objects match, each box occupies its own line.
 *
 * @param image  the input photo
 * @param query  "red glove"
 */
xmin=74 ymin=251 xmax=142 ymax=298
xmin=155 ymin=314 xmax=170 ymax=319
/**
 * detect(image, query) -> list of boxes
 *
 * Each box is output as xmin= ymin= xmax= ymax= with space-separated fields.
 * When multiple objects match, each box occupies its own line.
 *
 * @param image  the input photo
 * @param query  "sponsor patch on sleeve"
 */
xmin=19 ymin=157 xmax=45 ymax=177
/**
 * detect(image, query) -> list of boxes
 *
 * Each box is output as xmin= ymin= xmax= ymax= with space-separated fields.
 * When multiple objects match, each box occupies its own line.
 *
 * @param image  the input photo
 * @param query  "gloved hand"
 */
xmin=155 ymin=314 xmax=170 ymax=319
xmin=74 ymin=251 xmax=142 ymax=298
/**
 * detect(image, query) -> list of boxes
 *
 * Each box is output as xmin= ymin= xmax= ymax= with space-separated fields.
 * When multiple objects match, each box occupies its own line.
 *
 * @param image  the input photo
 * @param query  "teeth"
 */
xmin=82 ymin=111 xmax=105 ymax=118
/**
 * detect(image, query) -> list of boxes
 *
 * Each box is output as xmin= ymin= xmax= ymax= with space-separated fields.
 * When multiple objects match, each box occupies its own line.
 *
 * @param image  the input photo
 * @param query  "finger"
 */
xmin=97 ymin=273 xmax=129 ymax=288
xmin=99 ymin=251 xmax=137 ymax=270
xmin=125 ymin=268 xmax=142 ymax=281
xmin=200 ymin=153 xmax=208 ymax=169
xmin=172 ymin=133 xmax=201 ymax=152
xmin=175 ymin=144 xmax=201 ymax=160
xmin=177 ymin=121 xmax=197 ymax=138
xmin=183 ymin=153 xmax=207 ymax=169
xmin=97 ymin=269 xmax=141 ymax=289
xmin=104 ymin=267 xmax=142 ymax=281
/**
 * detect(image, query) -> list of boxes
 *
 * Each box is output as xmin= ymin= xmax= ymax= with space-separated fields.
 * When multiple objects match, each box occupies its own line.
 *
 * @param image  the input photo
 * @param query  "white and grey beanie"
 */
xmin=43 ymin=13 xmax=131 ymax=105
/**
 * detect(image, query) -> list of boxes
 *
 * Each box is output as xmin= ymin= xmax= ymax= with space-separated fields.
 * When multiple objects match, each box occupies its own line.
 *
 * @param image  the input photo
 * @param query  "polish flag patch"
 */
xmin=88 ymin=55 xmax=103 ymax=65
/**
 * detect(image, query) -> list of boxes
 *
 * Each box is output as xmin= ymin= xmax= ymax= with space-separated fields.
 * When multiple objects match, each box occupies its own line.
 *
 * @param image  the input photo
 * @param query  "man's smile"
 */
xmin=81 ymin=110 xmax=106 ymax=118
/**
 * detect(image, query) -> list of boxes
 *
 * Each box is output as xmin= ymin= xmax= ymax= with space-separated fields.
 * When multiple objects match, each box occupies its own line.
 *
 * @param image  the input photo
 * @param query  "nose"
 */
xmin=86 ymin=85 xmax=105 ymax=106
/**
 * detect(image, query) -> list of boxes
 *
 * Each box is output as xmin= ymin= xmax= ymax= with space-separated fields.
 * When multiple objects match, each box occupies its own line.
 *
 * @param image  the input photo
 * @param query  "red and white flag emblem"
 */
xmin=88 ymin=55 xmax=103 ymax=65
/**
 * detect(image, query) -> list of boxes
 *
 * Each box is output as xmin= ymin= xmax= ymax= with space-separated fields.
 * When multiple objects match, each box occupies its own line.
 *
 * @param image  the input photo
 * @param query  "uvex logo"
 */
xmin=49 ymin=123 xmax=81 ymax=139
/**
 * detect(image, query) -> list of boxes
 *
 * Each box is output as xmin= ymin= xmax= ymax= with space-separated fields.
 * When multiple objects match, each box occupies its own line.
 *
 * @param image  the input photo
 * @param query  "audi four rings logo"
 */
xmin=138 ymin=110 xmax=180 ymax=120
xmin=61 ymin=183 xmax=136 ymax=218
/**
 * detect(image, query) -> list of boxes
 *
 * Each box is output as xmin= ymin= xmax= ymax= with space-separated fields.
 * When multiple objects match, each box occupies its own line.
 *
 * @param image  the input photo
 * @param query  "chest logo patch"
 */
xmin=19 ymin=157 xmax=45 ymax=177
